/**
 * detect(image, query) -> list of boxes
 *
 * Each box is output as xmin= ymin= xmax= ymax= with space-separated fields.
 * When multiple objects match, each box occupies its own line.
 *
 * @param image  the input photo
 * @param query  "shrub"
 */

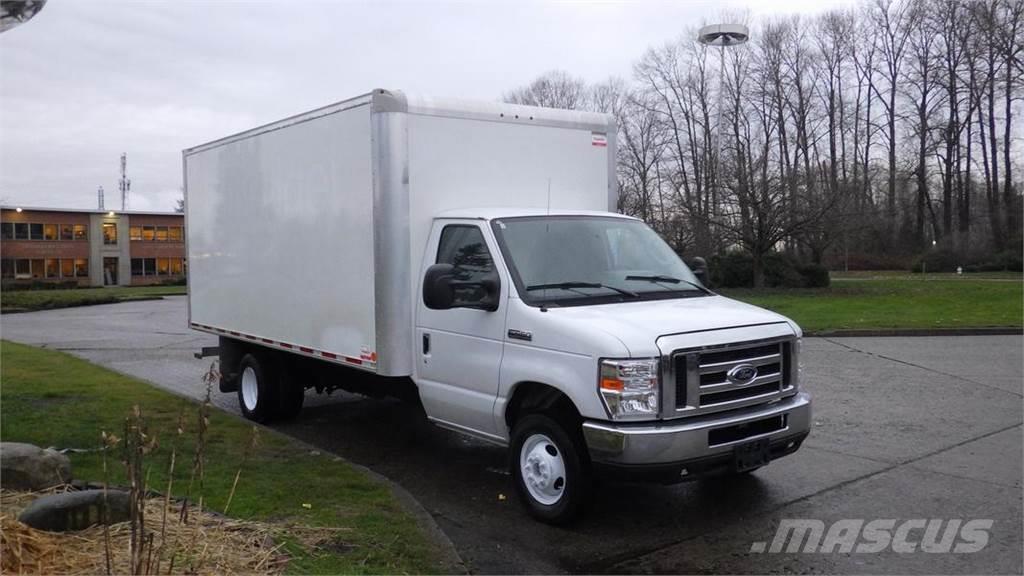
xmin=708 ymin=251 xmax=830 ymax=288
xmin=798 ymin=263 xmax=831 ymax=288
xmin=910 ymin=249 xmax=959 ymax=273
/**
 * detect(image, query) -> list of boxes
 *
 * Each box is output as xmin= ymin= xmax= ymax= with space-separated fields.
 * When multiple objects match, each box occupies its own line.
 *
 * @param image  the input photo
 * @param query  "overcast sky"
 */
xmin=0 ymin=0 xmax=856 ymax=212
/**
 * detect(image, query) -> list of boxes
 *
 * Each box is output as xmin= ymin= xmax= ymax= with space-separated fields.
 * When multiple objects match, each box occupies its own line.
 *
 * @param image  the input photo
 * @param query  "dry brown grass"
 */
xmin=0 ymin=489 xmax=296 ymax=575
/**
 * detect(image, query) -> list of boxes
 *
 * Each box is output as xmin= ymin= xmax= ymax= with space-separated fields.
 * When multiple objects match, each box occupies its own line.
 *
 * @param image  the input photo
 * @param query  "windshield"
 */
xmin=491 ymin=216 xmax=708 ymax=306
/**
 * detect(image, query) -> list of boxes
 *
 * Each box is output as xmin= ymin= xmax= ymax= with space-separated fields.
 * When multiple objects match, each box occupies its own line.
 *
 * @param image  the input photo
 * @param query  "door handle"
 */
xmin=422 ymin=333 xmax=431 ymax=355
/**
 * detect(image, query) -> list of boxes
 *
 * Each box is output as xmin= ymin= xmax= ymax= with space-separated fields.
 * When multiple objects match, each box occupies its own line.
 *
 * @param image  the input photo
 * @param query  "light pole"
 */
xmin=698 ymin=24 xmax=748 ymax=242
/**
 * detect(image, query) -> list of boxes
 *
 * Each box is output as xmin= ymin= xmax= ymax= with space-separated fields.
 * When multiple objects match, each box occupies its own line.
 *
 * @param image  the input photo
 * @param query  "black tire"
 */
xmin=237 ymin=353 xmax=279 ymax=423
xmin=510 ymin=414 xmax=591 ymax=524
xmin=276 ymin=371 xmax=305 ymax=421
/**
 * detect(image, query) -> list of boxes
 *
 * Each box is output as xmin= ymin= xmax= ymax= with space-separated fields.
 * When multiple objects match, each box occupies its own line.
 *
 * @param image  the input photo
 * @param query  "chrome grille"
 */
xmin=669 ymin=338 xmax=795 ymax=416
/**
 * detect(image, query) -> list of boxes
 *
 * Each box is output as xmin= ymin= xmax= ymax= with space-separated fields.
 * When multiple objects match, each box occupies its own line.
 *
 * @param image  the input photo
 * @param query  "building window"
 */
xmin=103 ymin=223 xmax=117 ymax=245
xmin=131 ymin=259 xmax=144 ymax=276
xmin=157 ymin=258 xmax=170 ymax=275
xmin=73 ymin=224 xmax=87 ymax=240
xmin=143 ymin=258 xmax=155 ymax=275
xmin=142 ymin=226 xmax=154 ymax=241
xmin=15 ymin=259 xmax=30 ymax=277
xmin=60 ymin=224 xmax=73 ymax=240
xmin=45 ymin=258 xmax=59 ymax=278
xmin=29 ymin=223 xmax=43 ymax=240
xmin=1 ymin=259 xmax=13 ymax=278
xmin=171 ymin=258 xmax=183 ymax=275
xmin=61 ymin=259 xmax=74 ymax=278
xmin=1 ymin=223 xmax=12 ymax=240
xmin=129 ymin=226 xmax=142 ymax=241
xmin=30 ymin=258 xmax=44 ymax=278
xmin=14 ymin=223 xmax=28 ymax=240
xmin=156 ymin=226 xmax=168 ymax=241
xmin=169 ymin=226 xmax=182 ymax=242
xmin=74 ymin=259 xmax=89 ymax=277
xmin=43 ymin=224 xmax=58 ymax=240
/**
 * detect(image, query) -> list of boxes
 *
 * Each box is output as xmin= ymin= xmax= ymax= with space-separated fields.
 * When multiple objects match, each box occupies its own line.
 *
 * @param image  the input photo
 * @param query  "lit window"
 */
xmin=29 ymin=223 xmax=43 ymax=240
xmin=156 ymin=226 xmax=168 ymax=241
xmin=103 ymin=223 xmax=117 ymax=245
xmin=169 ymin=226 xmax=182 ymax=242
xmin=15 ymin=259 xmax=30 ymax=277
xmin=0 ymin=223 xmax=12 ymax=239
xmin=73 ymin=225 xmax=87 ymax=240
xmin=171 ymin=258 xmax=183 ymax=275
xmin=61 ymin=224 xmax=73 ymax=240
xmin=45 ymin=259 xmax=59 ymax=278
xmin=44 ymin=224 xmax=58 ymax=240
xmin=75 ymin=259 xmax=89 ymax=277
xmin=142 ymin=226 xmax=155 ymax=241
xmin=61 ymin=259 xmax=74 ymax=278
xmin=14 ymin=223 xmax=28 ymax=240
xmin=130 ymin=226 xmax=142 ymax=241
xmin=30 ymin=258 xmax=44 ymax=278
xmin=157 ymin=258 xmax=170 ymax=275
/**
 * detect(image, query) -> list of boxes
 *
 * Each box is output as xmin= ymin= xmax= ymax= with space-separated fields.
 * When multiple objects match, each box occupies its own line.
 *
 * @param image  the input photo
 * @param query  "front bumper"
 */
xmin=582 ymin=391 xmax=811 ymax=473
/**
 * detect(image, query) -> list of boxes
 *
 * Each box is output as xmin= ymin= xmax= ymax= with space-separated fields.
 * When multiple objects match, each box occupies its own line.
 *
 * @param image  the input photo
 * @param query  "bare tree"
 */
xmin=503 ymin=70 xmax=588 ymax=109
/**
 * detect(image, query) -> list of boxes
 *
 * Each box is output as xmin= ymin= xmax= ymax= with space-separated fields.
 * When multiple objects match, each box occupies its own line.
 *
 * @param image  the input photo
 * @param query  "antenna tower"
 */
xmin=118 ymin=153 xmax=131 ymax=210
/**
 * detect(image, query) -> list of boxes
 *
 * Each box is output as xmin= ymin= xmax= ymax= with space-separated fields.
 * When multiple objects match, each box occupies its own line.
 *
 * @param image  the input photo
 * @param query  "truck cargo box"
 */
xmin=185 ymin=89 xmax=616 ymax=377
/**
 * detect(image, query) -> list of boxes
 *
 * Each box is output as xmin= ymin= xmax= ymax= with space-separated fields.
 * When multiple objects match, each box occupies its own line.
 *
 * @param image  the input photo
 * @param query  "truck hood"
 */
xmin=542 ymin=295 xmax=796 ymax=357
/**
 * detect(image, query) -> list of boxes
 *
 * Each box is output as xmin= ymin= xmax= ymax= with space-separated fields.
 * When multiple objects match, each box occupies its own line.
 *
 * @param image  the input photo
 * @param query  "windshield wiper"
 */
xmin=526 ymin=282 xmax=639 ymax=298
xmin=625 ymin=275 xmax=712 ymax=295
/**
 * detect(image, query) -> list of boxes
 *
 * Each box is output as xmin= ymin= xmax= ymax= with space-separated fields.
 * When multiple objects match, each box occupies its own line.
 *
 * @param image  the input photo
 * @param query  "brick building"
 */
xmin=1 ymin=206 xmax=186 ymax=287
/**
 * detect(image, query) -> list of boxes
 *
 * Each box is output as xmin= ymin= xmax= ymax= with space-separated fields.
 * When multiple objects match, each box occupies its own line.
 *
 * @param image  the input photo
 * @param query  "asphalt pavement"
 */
xmin=2 ymin=296 xmax=1021 ymax=574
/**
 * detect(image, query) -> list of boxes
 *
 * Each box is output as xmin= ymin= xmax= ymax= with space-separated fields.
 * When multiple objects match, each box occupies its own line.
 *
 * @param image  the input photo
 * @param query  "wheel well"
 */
xmin=505 ymin=381 xmax=581 ymax=429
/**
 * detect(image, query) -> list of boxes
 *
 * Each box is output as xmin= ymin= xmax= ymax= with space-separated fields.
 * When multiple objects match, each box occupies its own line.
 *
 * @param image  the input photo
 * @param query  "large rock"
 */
xmin=0 ymin=442 xmax=72 ymax=490
xmin=18 ymin=489 xmax=131 ymax=532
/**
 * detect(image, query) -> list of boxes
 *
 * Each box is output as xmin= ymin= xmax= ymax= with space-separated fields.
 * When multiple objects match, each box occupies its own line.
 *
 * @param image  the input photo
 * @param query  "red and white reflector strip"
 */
xmin=189 ymin=323 xmax=375 ymax=370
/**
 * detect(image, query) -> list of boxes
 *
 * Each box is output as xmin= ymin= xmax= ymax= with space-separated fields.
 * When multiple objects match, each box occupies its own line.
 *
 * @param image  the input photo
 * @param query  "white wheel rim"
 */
xmin=241 ymin=366 xmax=258 ymax=411
xmin=520 ymin=433 xmax=567 ymax=506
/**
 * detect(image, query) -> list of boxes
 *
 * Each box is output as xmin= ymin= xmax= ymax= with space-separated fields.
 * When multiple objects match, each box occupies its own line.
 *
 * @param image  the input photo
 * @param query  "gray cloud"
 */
xmin=0 ymin=0 xmax=855 ymax=212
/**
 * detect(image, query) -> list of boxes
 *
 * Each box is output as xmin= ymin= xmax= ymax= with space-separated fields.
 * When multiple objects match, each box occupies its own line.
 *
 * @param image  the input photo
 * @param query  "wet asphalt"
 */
xmin=2 ymin=296 xmax=1021 ymax=574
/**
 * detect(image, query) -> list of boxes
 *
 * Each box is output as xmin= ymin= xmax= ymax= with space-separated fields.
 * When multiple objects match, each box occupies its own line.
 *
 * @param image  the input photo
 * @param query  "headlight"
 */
xmin=599 ymin=358 xmax=659 ymax=420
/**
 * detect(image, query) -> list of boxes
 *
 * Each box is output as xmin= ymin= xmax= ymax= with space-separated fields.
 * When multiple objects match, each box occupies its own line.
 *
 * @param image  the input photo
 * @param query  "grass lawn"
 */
xmin=0 ymin=340 xmax=442 ymax=574
xmin=720 ymin=273 xmax=1023 ymax=332
xmin=1 ymin=285 xmax=187 ymax=313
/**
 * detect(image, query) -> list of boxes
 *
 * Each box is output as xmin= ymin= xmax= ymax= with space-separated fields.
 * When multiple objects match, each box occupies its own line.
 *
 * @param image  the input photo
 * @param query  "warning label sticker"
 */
xmin=591 ymin=132 xmax=608 ymax=147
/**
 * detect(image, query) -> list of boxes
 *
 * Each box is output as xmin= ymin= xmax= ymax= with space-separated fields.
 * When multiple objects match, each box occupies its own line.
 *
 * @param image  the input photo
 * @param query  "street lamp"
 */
xmin=698 ymin=23 xmax=748 ymax=244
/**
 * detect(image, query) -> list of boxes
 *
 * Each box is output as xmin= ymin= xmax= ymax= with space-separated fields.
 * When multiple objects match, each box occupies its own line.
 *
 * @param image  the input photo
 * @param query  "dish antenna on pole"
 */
xmin=698 ymin=23 xmax=749 ymax=47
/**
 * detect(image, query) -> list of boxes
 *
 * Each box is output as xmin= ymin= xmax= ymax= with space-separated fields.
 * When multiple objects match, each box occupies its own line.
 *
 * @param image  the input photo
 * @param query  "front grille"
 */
xmin=674 ymin=339 xmax=794 ymax=411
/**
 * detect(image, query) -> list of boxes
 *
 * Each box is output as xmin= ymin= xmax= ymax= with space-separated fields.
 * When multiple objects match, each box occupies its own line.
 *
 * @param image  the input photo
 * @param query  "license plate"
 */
xmin=733 ymin=438 xmax=771 ymax=472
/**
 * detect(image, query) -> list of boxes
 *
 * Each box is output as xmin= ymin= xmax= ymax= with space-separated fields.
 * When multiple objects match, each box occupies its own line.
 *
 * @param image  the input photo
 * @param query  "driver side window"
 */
xmin=437 ymin=225 xmax=494 ymax=307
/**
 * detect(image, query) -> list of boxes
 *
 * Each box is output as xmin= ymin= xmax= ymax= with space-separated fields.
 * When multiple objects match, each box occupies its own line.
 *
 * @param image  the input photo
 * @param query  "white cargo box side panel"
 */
xmin=406 ymin=114 xmax=610 ymax=274
xmin=186 ymin=104 xmax=376 ymax=368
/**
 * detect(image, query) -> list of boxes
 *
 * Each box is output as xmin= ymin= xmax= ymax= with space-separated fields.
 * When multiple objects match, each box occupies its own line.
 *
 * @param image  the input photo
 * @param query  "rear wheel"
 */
xmin=237 ymin=353 xmax=279 ymax=423
xmin=510 ymin=414 xmax=590 ymax=524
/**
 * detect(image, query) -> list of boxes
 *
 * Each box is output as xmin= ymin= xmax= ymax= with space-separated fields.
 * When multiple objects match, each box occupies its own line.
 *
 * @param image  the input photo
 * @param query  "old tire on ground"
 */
xmin=510 ymin=414 xmax=590 ymax=524
xmin=237 ymin=353 xmax=279 ymax=423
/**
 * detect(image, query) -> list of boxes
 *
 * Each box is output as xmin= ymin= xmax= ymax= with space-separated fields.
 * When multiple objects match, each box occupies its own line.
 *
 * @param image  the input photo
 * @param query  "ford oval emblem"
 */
xmin=727 ymin=364 xmax=758 ymax=385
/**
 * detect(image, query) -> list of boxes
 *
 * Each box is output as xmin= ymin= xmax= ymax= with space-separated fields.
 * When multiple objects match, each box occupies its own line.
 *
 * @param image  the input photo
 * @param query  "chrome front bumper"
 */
xmin=582 ymin=392 xmax=811 ymax=466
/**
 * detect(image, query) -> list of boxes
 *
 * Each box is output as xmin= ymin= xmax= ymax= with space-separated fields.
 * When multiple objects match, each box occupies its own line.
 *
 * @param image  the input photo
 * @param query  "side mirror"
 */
xmin=423 ymin=263 xmax=456 ymax=310
xmin=423 ymin=264 xmax=501 ymax=312
xmin=690 ymin=256 xmax=709 ymax=287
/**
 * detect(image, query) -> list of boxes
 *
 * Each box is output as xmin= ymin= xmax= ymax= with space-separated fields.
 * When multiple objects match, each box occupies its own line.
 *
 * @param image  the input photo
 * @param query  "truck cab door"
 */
xmin=415 ymin=220 xmax=507 ymax=440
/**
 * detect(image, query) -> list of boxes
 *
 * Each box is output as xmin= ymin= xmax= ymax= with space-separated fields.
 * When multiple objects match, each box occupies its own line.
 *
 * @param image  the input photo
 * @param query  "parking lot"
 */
xmin=3 ymin=296 xmax=1021 ymax=574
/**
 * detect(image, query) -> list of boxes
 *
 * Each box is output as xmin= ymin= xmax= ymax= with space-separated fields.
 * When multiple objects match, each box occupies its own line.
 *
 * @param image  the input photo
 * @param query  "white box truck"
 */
xmin=184 ymin=89 xmax=811 ymax=523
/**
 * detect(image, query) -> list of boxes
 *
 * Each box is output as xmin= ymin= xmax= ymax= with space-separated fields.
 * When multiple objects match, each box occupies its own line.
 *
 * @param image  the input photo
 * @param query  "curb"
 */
xmin=807 ymin=327 xmax=1022 ymax=337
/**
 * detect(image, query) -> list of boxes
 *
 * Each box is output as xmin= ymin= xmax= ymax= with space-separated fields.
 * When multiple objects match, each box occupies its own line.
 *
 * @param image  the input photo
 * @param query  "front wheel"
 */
xmin=510 ymin=414 xmax=590 ymax=524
